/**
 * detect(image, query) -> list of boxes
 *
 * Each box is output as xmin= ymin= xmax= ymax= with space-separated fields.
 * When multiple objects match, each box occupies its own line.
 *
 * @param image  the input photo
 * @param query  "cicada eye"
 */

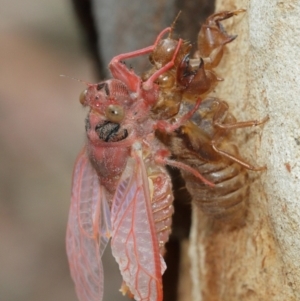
xmin=105 ymin=104 xmax=125 ymax=123
xmin=79 ymin=89 xmax=88 ymax=105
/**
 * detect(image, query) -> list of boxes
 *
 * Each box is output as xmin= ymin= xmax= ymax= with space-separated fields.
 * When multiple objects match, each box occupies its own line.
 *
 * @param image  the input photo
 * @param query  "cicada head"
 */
xmin=80 ymin=79 xmax=135 ymax=123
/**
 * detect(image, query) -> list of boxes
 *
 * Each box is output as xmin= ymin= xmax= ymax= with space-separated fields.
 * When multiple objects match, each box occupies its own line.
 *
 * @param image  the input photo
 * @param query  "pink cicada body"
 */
xmin=66 ymin=27 xmax=213 ymax=301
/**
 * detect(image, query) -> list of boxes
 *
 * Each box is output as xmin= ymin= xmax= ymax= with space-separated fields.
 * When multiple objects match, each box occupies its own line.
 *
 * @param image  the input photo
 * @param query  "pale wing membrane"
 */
xmin=111 ymin=148 xmax=163 ymax=301
xmin=66 ymin=149 xmax=111 ymax=301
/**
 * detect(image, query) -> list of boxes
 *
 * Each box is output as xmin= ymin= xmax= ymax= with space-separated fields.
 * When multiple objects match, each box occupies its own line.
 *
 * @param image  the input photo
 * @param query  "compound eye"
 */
xmin=79 ymin=89 xmax=87 ymax=105
xmin=105 ymin=104 xmax=125 ymax=123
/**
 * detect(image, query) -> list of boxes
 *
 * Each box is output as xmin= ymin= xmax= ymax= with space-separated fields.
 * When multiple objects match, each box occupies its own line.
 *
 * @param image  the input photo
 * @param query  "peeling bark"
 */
xmin=188 ymin=0 xmax=300 ymax=300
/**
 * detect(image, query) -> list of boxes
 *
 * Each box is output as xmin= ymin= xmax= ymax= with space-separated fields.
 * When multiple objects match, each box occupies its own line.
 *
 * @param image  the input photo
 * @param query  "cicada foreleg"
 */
xmin=197 ymin=9 xmax=246 ymax=68
xmin=108 ymin=45 xmax=154 ymax=92
xmin=211 ymin=141 xmax=267 ymax=171
xmin=109 ymin=26 xmax=174 ymax=92
xmin=142 ymin=38 xmax=183 ymax=91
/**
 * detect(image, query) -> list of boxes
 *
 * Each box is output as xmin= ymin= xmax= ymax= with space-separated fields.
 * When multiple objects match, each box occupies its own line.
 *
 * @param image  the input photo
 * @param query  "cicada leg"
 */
xmin=197 ymin=9 xmax=246 ymax=68
xmin=214 ymin=115 xmax=269 ymax=130
xmin=154 ymin=148 xmax=214 ymax=187
xmin=109 ymin=27 xmax=173 ymax=92
xmin=211 ymin=140 xmax=267 ymax=171
xmin=142 ymin=38 xmax=183 ymax=91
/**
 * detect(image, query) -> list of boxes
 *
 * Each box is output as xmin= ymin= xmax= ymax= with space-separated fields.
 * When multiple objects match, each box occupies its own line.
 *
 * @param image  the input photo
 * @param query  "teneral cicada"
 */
xmin=66 ymin=28 xmax=213 ymax=301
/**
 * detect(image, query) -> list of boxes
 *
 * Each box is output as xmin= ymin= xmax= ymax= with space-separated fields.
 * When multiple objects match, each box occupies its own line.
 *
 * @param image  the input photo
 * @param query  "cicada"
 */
xmin=66 ymin=27 xmax=212 ymax=301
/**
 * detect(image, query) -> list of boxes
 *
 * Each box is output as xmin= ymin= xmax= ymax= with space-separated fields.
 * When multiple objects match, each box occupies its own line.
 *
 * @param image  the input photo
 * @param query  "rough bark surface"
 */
xmin=189 ymin=0 xmax=300 ymax=300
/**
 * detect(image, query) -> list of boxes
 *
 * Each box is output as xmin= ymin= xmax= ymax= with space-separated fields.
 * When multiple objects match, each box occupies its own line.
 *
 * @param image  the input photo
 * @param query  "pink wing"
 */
xmin=110 ymin=144 xmax=164 ymax=301
xmin=66 ymin=148 xmax=112 ymax=301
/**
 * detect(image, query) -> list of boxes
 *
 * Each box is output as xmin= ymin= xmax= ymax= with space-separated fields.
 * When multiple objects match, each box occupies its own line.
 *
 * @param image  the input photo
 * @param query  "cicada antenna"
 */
xmin=169 ymin=11 xmax=182 ymax=38
xmin=60 ymin=74 xmax=93 ymax=86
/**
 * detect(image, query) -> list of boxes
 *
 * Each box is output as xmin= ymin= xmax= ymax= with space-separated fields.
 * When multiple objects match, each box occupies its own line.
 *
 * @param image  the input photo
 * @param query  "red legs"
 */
xmin=111 ymin=27 xmax=172 ymax=64
xmin=154 ymin=97 xmax=202 ymax=133
xmin=155 ymin=150 xmax=214 ymax=187
xmin=143 ymin=38 xmax=183 ymax=91
xmin=110 ymin=27 xmax=173 ymax=63
xmin=108 ymin=27 xmax=177 ymax=92
xmin=109 ymin=45 xmax=155 ymax=92
xmin=153 ymin=27 xmax=173 ymax=45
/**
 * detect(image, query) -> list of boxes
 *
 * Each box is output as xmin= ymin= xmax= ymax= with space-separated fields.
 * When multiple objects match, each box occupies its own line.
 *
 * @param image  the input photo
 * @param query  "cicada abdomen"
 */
xmin=165 ymin=98 xmax=268 ymax=224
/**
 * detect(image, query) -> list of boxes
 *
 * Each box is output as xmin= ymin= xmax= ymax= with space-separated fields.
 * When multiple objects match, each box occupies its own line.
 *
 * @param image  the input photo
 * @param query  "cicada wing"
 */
xmin=110 ymin=146 xmax=164 ymax=301
xmin=66 ymin=148 xmax=111 ymax=301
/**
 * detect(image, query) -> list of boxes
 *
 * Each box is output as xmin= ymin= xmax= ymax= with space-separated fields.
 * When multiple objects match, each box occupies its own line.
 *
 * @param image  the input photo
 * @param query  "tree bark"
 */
xmin=188 ymin=0 xmax=300 ymax=300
